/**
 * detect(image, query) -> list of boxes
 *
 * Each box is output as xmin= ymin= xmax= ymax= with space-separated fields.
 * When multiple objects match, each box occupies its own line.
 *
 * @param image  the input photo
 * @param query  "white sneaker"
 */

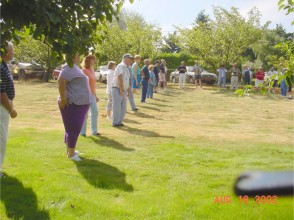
xmin=75 ymin=150 xmax=80 ymax=155
xmin=70 ymin=154 xmax=82 ymax=162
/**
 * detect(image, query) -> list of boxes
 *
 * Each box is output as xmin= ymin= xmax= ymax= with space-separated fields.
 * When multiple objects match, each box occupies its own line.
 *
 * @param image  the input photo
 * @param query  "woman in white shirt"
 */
xmin=106 ymin=61 xmax=116 ymax=119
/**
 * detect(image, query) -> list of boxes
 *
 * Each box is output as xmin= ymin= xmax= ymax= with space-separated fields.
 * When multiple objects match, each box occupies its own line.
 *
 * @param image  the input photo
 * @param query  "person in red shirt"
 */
xmin=255 ymin=67 xmax=265 ymax=88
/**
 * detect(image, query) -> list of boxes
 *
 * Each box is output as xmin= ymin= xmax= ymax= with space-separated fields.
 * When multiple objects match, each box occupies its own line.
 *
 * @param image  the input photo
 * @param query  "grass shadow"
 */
xmin=148 ymin=102 xmax=171 ymax=108
xmin=152 ymin=98 xmax=170 ymax=103
xmin=120 ymin=125 xmax=175 ymax=138
xmin=75 ymin=158 xmax=134 ymax=192
xmin=124 ymin=118 xmax=142 ymax=125
xmin=128 ymin=111 xmax=158 ymax=119
xmin=140 ymin=105 xmax=162 ymax=111
xmin=89 ymin=136 xmax=135 ymax=152
xmin=0 ymin=174 xmax=50 ymax=220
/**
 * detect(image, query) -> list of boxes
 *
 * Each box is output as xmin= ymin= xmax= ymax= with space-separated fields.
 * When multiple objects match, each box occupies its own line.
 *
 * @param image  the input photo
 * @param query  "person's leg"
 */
xmin=230 ymin=77 xmax=234 ymax=90
xmin=107 ymin=94 xmax=112 ymax=118
xmin=150 ymin=85 xmax=154 ymax=98
xmin=141 ymin=80 xmax=148 ymax=102
xmin=183 ymin=74 xmax=186 ymax=88
xmin=119 ymin=91 xmax=127 ymax=124
xmin=80 ymin=112 xmax=88 ymax=135
xmin=90 ymin=95 xmax=98 ymax=134
xmin=147 ymin=83 xmax=151 ymax=98
xmin=222 ymin=77 xmax=226 ymax=88
xmin=112 ymin=88 xmax=122 ymax=126
xmin=0 ymin=105 xmax=9 ymax=171
xmin=179 ymin=74 xmax=182 ymax=88
xmin=218 ymin=77 xmax=221 ymax=88
xmin=60 ymin=104 xmax=89 ymax=158
xmin=128 ymin=86 xmax=136 ymax=110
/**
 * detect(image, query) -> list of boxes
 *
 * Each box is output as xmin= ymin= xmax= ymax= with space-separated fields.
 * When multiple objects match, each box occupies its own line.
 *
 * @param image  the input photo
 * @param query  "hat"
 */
xmin=123 ymin=54 xmax=134 ymax=59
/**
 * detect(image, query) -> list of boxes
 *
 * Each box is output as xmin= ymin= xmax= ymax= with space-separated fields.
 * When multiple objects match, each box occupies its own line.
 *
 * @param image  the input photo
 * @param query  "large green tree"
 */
xmin=95 ymin=10 xmax=161 ymax=63
xmin=179 ymin=7 xmax=265 ymax=70
xmin=1 ymin=0 xmax=133 ymax=64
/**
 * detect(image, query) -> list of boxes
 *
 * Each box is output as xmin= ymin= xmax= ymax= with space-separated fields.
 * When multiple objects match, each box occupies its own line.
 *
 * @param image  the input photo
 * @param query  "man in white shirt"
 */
xmin=112 ymin=54 xmax=133 ymax=127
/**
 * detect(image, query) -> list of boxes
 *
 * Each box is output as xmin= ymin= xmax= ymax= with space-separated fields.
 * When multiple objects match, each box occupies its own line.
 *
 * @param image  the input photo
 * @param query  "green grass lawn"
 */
xmin=0 ymin=81 xmax=293 ymax=220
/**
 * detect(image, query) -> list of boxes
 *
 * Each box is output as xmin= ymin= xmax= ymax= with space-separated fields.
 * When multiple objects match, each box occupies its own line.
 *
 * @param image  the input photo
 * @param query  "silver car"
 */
xmin=95 ymin=65 xmax=108 ymax=82
xmin=170 ymin=66 xmax=217 ymax=85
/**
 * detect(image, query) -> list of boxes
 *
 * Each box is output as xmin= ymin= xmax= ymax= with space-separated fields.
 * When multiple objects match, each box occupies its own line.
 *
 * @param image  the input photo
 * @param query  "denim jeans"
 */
xmin=141 ymin=80 xmax=148 ymax=102
xmin=112 ymin=88 xmax=127 ymax=126
xmin=218 ymin=77 xmax=226 ymax=88
xmin=147 ymin=83 xmax=154 ymax=98
xmin=280 ymin=79 xmax=287 ymax=96
xmin=128 ymin=86 xmax=137 ymax=110
xmin=81 ymin=95 xmax=98 ymax=135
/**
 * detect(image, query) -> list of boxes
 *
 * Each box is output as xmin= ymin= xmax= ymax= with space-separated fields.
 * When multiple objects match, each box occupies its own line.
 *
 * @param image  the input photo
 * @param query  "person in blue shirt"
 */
xmin=217 ymin=64 xmax=228 ymax=89
xmin=131 ymin=55 xmax=142 ymax=95
xmin=147 ymin=65 xmax=156 ymax=99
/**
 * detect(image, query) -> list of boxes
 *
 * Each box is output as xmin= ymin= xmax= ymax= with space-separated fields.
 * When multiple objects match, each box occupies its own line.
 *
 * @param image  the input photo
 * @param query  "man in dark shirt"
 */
xmin=153 ymin=61 xmax=160 ymax=93
xmin=141 ymin=59 xmax=150 ymax=103
xmin=0 ymin=41 xmax=17 ymax=177
xmin=177 ymin=61 xmax=187 ymax=89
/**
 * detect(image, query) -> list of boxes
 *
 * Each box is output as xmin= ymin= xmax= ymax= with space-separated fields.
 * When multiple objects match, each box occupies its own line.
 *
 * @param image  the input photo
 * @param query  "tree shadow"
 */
xmin=75 ymin=158 xmax=133 ymax=192
xmin=89 ymin=136 xmax=135 ymax=152
xmin=120 ymin=125 xmax=175 ymax=138
xmin=0 ymin=174 xmax=50 ymax=220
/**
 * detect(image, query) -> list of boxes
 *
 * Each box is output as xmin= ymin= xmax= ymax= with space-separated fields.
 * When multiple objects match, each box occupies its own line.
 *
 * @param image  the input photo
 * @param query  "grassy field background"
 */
xmin=0 ymin=81 xmax=293 ymax=219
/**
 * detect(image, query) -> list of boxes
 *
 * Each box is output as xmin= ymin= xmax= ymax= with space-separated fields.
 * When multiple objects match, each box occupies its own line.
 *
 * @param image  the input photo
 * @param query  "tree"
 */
xmin=95 ymin=10 xmax=161 ymax=63
xmin=161 ymin=31 xmax=181 ymax=53
xmin=1 ymin=0 xmax=133 ymax=67
xmin=179 ymin=7 xmax=265 ymax=70
xmin=194 ymin=10 xmax=210 ymax=25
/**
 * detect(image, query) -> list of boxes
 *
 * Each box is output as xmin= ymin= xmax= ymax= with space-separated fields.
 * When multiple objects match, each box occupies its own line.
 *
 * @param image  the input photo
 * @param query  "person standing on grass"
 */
xmin=147 ymin=65 xmax=156 ymax=99
xmin=217 ymin=64 xmax=227 ymax=89
xmin=106 ymin=61 xmax=116 ymax=119
xmin=242 ymin=65 xmax=252 ymax=86
xmin=131 ymin=55 xmax=142 ymax=95
xmin=80 ymin=55 xmax=100 ymax=137
xmin=159 ymin=59 xmax=167 ymax=90
xmin=141 ymin=59 xmax=151 ymax=103
xmin=153 ymin=61 xmax=160 ymax=93
xmin=193 ymin=60 xmax=203 ymax=88
xmin=255 ymin=67 xmax=265 ymax=88
xmin=178 ymin=61 xmax=187 ymax=89
xmin=112 ymin=54 xmax=132 ymax=127
xmin=128 ymin=59 xmax=139 ymax=111
xmin=58 ymin=54 xmax=92 ymax=162
xmin=0 ymin=41 xmax=17 ymax=177
xmin=230 ymin=63 xmax=241 ymax=91
xmin=280 ymin=67 xmax=288 ymax=97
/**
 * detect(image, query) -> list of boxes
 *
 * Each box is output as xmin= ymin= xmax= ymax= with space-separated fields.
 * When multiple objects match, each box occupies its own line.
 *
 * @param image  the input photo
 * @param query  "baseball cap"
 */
xmin=123 ymin=54 xmax=134 ymax=59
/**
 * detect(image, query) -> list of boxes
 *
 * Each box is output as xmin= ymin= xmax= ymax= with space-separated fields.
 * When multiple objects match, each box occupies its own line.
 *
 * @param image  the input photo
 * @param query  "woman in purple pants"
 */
xmin=58 ymin=54 xmax=92 ymax=162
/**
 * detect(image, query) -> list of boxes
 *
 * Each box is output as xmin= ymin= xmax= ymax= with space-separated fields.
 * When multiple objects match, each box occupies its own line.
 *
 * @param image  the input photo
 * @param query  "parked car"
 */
xmin=95 ymin=65 xmax=108 ymax=83
xmin=9 ymin=61 xmax=46 ymax=80
xmin=170 ymin=66 xmax=217 ymax=85
xmin=52 ymin=66 xmax=62 ymax=80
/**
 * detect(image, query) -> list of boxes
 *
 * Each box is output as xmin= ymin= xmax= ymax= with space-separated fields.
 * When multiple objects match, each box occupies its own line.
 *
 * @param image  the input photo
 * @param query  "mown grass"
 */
xmin=0 ymin=81 xmax=293 ymax=220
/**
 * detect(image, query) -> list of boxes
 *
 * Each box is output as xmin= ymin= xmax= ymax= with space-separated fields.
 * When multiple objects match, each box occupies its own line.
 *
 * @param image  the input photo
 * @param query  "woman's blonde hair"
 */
xmin=148 ymin=65 xmax=154 ymax=71
xmin=82 ymin=55 xmax=96 ymax=68
xmin=108 ymin=61 xmax=116 ymax=69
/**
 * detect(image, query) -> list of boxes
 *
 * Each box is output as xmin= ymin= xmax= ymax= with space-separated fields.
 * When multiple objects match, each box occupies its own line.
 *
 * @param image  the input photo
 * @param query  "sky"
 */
xmin=123 ymin=0 xmax=294 ymax=34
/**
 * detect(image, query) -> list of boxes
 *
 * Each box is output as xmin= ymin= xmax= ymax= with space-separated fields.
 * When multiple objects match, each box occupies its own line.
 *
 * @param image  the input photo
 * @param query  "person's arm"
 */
xmin=117 ymin=74 xmax=124 ymax=96
xmin=58 ymin=77 xmax=68 ymax=109
xmin=133 ymin=64 xmax=138 ymax=84
xmin=0 ymin=93 xmax=17 ymax=118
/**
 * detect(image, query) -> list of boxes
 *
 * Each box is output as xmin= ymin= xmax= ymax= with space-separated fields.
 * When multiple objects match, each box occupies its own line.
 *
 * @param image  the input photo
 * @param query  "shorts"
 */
xmin=195 ymin=74 xmax=201 ymax=80
xmin=132 ymin=75 xmax=141 ymax=89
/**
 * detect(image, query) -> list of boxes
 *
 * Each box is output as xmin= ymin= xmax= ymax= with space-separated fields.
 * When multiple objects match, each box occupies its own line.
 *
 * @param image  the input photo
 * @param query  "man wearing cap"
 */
xmin=112 ymin=54 xmax=132 ymax=127
xmin=229 ymin=63 xmax=241 ymax=91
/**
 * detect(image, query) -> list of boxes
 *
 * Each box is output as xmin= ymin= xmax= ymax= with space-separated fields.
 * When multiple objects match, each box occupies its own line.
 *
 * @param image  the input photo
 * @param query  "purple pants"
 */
xmin=59 ymin=103 xmax=90 ymax=148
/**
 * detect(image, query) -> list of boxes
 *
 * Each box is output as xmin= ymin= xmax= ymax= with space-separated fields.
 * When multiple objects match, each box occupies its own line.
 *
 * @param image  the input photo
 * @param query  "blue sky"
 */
xmin=123 ymin=0 xmax=293 ymax=34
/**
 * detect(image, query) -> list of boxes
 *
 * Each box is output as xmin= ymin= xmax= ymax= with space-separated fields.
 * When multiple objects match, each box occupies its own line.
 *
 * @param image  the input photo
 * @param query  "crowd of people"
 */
xmin=57 ymin=54 xmax=170 ymax=161
xmin=0 ymin=42 xmax=292 ymax=166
